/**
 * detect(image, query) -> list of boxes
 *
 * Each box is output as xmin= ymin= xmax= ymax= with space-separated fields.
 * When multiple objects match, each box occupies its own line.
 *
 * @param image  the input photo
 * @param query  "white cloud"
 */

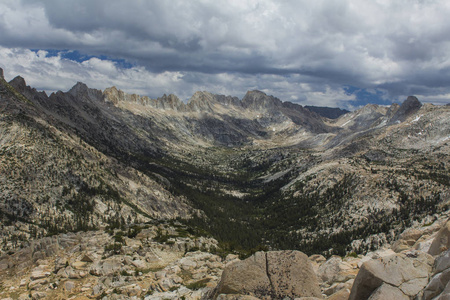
xmin=0 ymin=0 xmax=449 ymax=106
xmin=0 ymin=46 xmax=357 ymax=108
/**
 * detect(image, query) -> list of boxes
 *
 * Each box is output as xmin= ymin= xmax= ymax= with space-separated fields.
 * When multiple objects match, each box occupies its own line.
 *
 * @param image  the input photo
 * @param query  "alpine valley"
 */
xmin=1 ymin=67 xmax=450 ymax=300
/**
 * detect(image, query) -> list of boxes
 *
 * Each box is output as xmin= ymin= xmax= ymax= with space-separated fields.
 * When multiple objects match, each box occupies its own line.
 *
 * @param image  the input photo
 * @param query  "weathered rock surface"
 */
xmin=318 ymin=255 xmax=358 ymax=285
xmin=3 ymin=218 xmax=450 ymax=300
xmin=421 ymin=249 xmax=450 ymax=300
xmin=1 ymin=69 xmax=450 ymax=300
xmin=349 ymin=250 xmax=433 ymax=300
xmin=429 ymin=219 xmax=450 ymax=256
xmin=210 ymin=250 xmax=321 ymax=299
xmin=367 ymin=283 xmax=409 ymax=300
xmin=0 ymin=224 xmax=224 ymax=300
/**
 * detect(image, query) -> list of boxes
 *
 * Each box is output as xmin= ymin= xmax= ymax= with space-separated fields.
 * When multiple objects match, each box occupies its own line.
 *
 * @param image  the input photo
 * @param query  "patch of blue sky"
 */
xmin=344 ymin=86 xmax=393 ymax=108
xmin=30 ymin=49 xmax=134 ymax=69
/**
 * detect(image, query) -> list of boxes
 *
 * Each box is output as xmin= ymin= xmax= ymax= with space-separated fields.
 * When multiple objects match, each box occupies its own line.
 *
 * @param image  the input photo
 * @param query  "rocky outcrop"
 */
xmin=422 ymin=250 xmax=450 ymax=299
xmin=210 ymin=250 xmax=321 ymax=299
xmin=2 ymin=217 xmax=450 ymax=300
xmin=349 ymin=250 xmax=434 ymax=300
xmin=0 ymin=224 xmax=224 ymax=300
xmin=389 ymin=96 xmax=422 ymax=123
xmin=317 ymin=255 xmax=358 ymax=285
xmin=156 ymin=93 xmax=186 ymax=111
xmin=368 ymin=283 xmax=409 ymax=300
xmin=1 ymin=69 xmax=450 ymax=300
xmin=420 ymin=221 xmax=450 ymax=299
xmin=187 ymin=91 xmax=218 ymax=113
xmin=241 ymin=90 xmax=282 ymax=111
xmin=429 ymin=219 xmax=450 ymax=256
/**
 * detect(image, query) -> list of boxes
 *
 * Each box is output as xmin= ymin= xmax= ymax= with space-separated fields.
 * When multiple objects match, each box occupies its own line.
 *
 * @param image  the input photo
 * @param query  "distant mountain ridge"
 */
xmin=305 ymin=105 xmax=350 ymax=119
xmin=0 ymin=66 xmax=449 ymax=270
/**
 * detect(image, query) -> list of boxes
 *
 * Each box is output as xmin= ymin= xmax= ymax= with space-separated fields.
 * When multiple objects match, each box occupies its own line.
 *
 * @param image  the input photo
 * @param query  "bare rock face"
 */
xmin=429 ymin=219 xmax=450 ymax=256
xmin=266 ymin=251 xmax=321 ymax=298
xmin=89 ymin=257 xmax=126 ymax=276
xmin=317 ymin=255 xmax=357 ymax=285
xmin=390 ymin=95 xmax=422 ymax=123
xmin=241 ymin=90 xmax=282 ymax=111
xmin=349 ymin=251 xmax=433 ymax=300
xmin=213 ymin=251 xmax=270 ymax=297
xmin=422 ymin=249 xmax=450 ymax=299
xmin=392 ymin=228 xmax=424 ymax=252
xmin=367 ymin=283 xmax=409 ymax=300
xmin=0 ymin=67 xmax=4 ymax=79
xmin=216 ymin=295 xmax=261 ymax=300
xmin=212 ymin=250 xmax=321 ymax=299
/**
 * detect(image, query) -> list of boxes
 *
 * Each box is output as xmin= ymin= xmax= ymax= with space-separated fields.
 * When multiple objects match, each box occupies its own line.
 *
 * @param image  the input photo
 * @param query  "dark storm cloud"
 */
xmin=0 ymin=0 xmax=450 ymax=107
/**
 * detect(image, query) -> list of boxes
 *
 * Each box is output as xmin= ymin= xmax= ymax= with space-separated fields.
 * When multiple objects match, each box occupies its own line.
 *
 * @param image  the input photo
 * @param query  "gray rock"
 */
xmin=214 ymin=251 xmax=270 ymax=296
xmin=121 ymin=284 xmax=142 ymax=296
xmin=90 ymin=257 xmax=125 ymax=276
xmin=349 ymin=251 xmax=433 ymax=300
xmin=423 ymin=269 xmax=450 ymax=300
xmin=81 ymin=253 xmax=95 ymax=262
xmin=422 ymin=250 xmax=450 ymax=300
xmin=30 ymin=291 xmax=47 ymax=300
xmin=131 ymin=259 xmax=147 ymax=269
xmin=430 ymin=222 xmax=450 ymax=256
xmin=323 ymin=280 xmax=353 ymax=296
xmin=389 ymin=96 xmax=422 ymax=124
xmin=212 ymin=250 xmax=321 ymax=299
xmin=367 ymin=283 xmax=408 ymax=300
xmin=28 ymin=278 xmax=48 ymax=290
xmin=64 ymin=280 xmax=76 ymax=292
xmin=216 ymin=295 xmax=261 ymax=300
xmin=317 ymin=255 xmax=357 ymax=285
xmin=266 ymin=251 xmax=321 ymax=298
xmin=0 ymin=260 xmax=9 ymax=270
xmin=392 ymin=228 xmax=423 ymax=252
xmin=327 ymin=287 xmax=351 ymax=300
xmin=18 ymin=294 xmax=29 ymax=300
xmin=92 ymin=284 xmax=104 ymax=296
xmin=30 ymin=268 xmax=51 ymax=280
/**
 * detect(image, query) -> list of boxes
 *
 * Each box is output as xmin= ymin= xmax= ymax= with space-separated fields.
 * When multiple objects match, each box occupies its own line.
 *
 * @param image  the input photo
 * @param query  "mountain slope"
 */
xmin=0 ymin=74 xmax=194 ymax=252
xmin=0 ymin=68 xmax=449 ymax=258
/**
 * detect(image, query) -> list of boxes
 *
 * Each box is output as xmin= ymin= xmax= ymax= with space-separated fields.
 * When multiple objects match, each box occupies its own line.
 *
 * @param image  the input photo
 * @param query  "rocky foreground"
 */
xmin=1 ymin=213 xmax=450 ymax=300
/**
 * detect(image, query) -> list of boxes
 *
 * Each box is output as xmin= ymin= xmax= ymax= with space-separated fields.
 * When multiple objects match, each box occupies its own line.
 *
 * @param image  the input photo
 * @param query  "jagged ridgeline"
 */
xmin=0 ymin=67 xmax=449 ymax=257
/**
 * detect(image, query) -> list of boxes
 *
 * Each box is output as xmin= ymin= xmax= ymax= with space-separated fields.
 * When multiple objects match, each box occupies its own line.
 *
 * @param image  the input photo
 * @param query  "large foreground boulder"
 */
xmin=211 ymin=250 xmax=321 ymax=299
xmin=349 ymin=250 xmax=433 ymax=300
xmin=422 ymin=249 xmax=450 ymax=299
xmin=429 ymin=220 xmax=450 ymax=256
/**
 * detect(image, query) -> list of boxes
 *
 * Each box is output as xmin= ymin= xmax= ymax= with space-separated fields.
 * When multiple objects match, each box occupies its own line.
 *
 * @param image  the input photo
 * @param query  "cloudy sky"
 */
xmin=0 ymin=0 xmax=449 ymax=109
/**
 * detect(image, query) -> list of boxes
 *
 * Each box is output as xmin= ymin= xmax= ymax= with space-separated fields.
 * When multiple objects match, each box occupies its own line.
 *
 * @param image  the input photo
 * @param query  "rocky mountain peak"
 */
xmin=0 ymin=67 xmax=4 ymax=79
xmin=68 ymin=81 xmax=89 ymax=97
xmin=68 ymin=82 xmax=104 ymax=104
xmin=214 ymin=94 xmax=242 ymax=107
xmin=187 ymin=91 xmax=217 ymax=112
xmin=9 ymin=76 xmax=27 ymax=92
xmin=156 ymin=93 xmax=185 ymax=111
xmin=402 ymin=96 xmax=422 ymax=112
xmin=103 ymin=86 xmax=122 ymax=105
xmin=390 ymin=95 xmax=423 ymax=123
xmin=242 ymin=90 xmax=282 ymax=111
xmin=188 ymin=91 xmax=214 ymax=103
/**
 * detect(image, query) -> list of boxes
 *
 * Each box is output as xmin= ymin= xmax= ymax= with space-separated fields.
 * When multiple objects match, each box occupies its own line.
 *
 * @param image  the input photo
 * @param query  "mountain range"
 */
xmin=1 ymin=67 xmax=450 ymax=299
xmin=0 ymin=66 xmax=449 ymax=258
